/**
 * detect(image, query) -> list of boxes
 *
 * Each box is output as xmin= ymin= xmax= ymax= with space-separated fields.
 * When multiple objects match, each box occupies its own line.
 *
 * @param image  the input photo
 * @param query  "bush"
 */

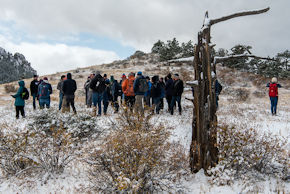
xmin=4 ymin=84 xmax=17 ymax=93
xmin=86 ymin=110 xmax=188 ymax=193
xmin=235 ymin=88 xmax=250 ymax=101
xmin=208 ymin=125 xmax=288 ymax=186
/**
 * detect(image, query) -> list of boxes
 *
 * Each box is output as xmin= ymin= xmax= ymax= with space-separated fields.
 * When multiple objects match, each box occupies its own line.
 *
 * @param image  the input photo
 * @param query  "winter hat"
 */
xmin=33 ymin=74 xmax=38 ymax=78
xmin=272 ymin=77 xmax=277 ymax=83
xmin=137 ymin=71 xmax=142 ymax=76
xmin=43 ymin=77 xmax=48 ymax=80
xmin=173 ymin=73 xmax=179 ymax=79
xmin=122 ymin=74 xmax=126 ymax=79
xmin=67 ymin=73 xmax=72 ymax=79
xmin=167 ymin=73 xmax=172 ymax=79
xmin=95 ymin=70 xmax=100 ymax=75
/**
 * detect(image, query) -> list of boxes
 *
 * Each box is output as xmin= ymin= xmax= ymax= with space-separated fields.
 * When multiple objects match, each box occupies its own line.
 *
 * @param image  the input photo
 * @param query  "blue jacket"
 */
xmin=38 ymin=81 xmax=52 ymax=99
xmin=133 ymin=75 xmax=146 ymax=95
xmin=13 ymin=81 xmax=25 ymax=106
xmin=144 ymin=81 xmax=152 ymax=97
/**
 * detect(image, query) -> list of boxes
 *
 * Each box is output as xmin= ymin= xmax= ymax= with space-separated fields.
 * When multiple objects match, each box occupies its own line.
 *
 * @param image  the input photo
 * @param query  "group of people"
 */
xmin=83 ymin=71 xmax=184 ymax=116
xmin=11 ymin=69 xmax=282 ymax=119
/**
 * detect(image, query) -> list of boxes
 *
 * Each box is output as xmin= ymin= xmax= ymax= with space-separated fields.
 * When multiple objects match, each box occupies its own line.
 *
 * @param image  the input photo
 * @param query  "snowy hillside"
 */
xmin=0 ymin=47 xmax=37 ymax=84
xmin=0 ymin=53 xmax=289 ymax=193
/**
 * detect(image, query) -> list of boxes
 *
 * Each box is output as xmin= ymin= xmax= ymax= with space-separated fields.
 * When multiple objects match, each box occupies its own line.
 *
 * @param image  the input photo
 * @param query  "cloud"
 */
xmin=0 ymin=35 xmax=120 ymax=75
xmin=0 ymin=0 xmax=289 ymax=65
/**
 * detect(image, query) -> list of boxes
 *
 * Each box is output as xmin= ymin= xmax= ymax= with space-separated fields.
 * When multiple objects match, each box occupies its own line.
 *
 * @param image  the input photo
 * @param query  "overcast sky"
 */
xmin=0 ymin=0 xmax=289 ymax=75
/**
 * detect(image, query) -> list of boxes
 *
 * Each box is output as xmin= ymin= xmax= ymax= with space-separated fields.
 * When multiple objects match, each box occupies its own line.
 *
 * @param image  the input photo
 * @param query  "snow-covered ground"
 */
xmin=0 ymin=86 xmax=289 ymax=193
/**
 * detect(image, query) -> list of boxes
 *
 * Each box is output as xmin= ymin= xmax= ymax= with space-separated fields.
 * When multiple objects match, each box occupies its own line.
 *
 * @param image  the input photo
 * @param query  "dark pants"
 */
xmin=170 ymin=95 xmax=182 ymax=115
xmin=159 ymin=97 xmax=164 ymax=110
xmin=16 ymin=106 xmax=25 ymax=118
xmin=216 ymin=93 xmax=219 ymax=108
xmin=32 ymin=93 xmax=37 ymax=110
xmin=166 ymin=95 xmax=172 ymax=111
xmin=93 ymin=92 xmax=103 ymax=115
xmin=65 ymin=95 xmax=76 ymax=113
xmin=125 ymin=96 xmax=135 ymax=110
xmin=112 ymin=95 xmax=119 ymax=112
xmin=270 ymin=96 xmax=278 ymax=115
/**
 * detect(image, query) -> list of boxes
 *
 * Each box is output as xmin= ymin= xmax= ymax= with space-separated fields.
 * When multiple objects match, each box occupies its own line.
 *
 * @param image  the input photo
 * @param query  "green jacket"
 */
xmin=12 ymin=81 xmax=25 ymax=107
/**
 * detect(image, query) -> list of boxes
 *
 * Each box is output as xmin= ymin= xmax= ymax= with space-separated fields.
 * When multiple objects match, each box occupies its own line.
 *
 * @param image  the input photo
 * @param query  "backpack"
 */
xmin=126 ymin=78 xmax=135 ymax=96
xmin=138 ymin=78 xmax=149 ymax=93
xmin=97 ymin=78 xmax=106 ymax=93
xmin=269 ymin=83 xmax=278 ymax=97
xmin=21 ymin=87 xmax=29 ymax=100
xmin=39 ymin=83 xmax=50 ymax=97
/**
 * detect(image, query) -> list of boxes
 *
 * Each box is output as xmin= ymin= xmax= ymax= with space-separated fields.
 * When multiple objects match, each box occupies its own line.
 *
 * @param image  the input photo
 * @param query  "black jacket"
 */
xmin=151 ymin=82 xmax=162 ymax=98
xmin=173 ymin=79 xmax=184 ymax=96
xmin=30 ymin=79 xmax=39 ymax=95
xmin=90 ymin=74 xmax=106 ymax=93
xmin=62 ymin=73 xmax=77 ymax=96
xmin=165 ymin=78 xmax=174 ymax=96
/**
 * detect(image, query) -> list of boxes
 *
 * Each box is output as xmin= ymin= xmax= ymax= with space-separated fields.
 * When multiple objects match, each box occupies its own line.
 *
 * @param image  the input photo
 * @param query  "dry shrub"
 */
xmin=86 ymin=110 xmax=188 ymax=193
xmin=235 ymin=88 xmax=250 ymax=101
xmin=4 ymin=84 xmax=17 ymax=93
xmin=252 ymin=90 xmax=266 ymax=98
xmin=252 ymin=76 xmax=268 ymax=87
xmin=208 ymin=125 xmax=288 ymax=186
xmin=0 ymin=123 xmax=77 ymax=178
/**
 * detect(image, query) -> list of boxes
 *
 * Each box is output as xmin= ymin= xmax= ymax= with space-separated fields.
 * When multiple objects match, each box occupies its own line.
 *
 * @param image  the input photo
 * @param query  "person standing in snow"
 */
xmin=11 ymin=80 xmax=26 ymax=119
xmin=159 ymin=77 xmax=165 ymax=110
xmin=30 ymin=75 xmax=39 ymax=110
xmin=119 ymin=74 xmax=126 ymax=104
xmin=38 ymin=77 xmax=53 ymax=109
xmin=215 ymin=79 xmax=223 ymax=108
xmin=62 ymin=73 xmax=77 ymax=114
xmin=144 ymin=76 xmax=152 ymax=108
xmin=122 ymin=72 xmax=136 ymax=111
xmin=165 ymin=73 xmax=174 ymax=112
xmin=103 ymin=76 xmax=111 ymax=115
xmin=170 ymin=74 xmax=184 ymax=115
xmin=84 ymin=76 xmax=91 ymax=107
xmin=110 ymin=76 xmax=121 ymax=113
xmin=90 ymin=71 xmax=106 ymax=116
xmin=57 ymin=75 xmax=66 ymax=110
xmin=266 ymin=77 xmax=282 ymax=115
xmin=133 ymin=71 xmax=148 ymax=115
xmin=151 ymin=75 xmax=162 ymax=114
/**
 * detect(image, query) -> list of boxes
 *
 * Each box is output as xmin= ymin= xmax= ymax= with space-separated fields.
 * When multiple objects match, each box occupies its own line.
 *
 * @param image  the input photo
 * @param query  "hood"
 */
xmin=18 ymin=80 xmax=25 ymax=87
xmin=67 ymin=73 xmax=72 ymax=79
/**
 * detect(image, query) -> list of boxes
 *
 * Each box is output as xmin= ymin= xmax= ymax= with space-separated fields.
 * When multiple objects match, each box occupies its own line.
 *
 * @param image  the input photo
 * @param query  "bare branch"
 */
xmin=214 ymin=54 xmax=276 ymax=64
xmin=210 ymin=7 xmax=270 ymax=26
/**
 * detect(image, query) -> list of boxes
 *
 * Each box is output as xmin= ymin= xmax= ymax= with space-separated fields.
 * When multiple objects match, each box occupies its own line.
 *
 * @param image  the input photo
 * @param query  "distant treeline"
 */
xmin=151 ymin=39 xmax=289 ymax=78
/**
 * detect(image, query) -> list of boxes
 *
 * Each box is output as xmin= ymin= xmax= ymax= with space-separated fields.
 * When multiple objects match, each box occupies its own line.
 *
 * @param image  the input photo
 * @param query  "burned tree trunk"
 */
xmin=189 ymin=7 xmax=270 ymax=173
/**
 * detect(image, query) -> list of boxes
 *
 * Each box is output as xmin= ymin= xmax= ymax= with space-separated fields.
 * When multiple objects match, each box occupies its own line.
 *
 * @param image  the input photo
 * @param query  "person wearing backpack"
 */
xmin=151 ymin=76 xmax=162 ymax=114
xmin=11 ymin=80 xmax=27 ymax=119
xmin=266 ymin=77 xmax=282 ymax=115
xmin=170 ymin=74 xmax=184 ymax=115
xmin=103 ymin=77 xmax=111 ymax=115
xmin=122 ymin=72 xmax=135 ymax=111
xmin=30 ymin=75 xmax=39 ymax=110
xmin=90 ymin=71 xmax=106 ymax=116
xmin=215 ymin=79 xmax=223 ymax=108
xmin=62 ymin=73 xmax=77 ymax=114
xmin=133 ymin=71 xmax=148 ymax=114
xmin=38 ymin=77 xmax=52 ymax=109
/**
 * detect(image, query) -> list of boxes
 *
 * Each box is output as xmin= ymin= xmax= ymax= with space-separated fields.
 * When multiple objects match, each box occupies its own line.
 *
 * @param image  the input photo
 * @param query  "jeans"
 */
xmin=59 ymin=93 xmax=63 ymax=110
xmin=32 ymin=93 xmax=37 ymax=109
xmin=103 ymin=92 xmax=109 ymax=114
xmin=144 ymin=95 xmax=151 ymax=107
xmin=87 ymin=90 xmax=93 ymax=107
xmin=170 ymin=95 xmax=182 ymax=115
xmin=112 ymin=95 xmax=119 ymax=112
xmin=270 ymin=96 xmax=278 ymax=115
xmin=93 ymin=92 xmax=103 ymax=115
xmin=166 ymin=95 xmax=172 ymax=111
xmin=125 ymin=96 xmax=135 ymax=111
xmin=39 ymin=98 xmax=50 ymax=109
xmin=15 ymin=106 xmax=25 ymax=118
xmin=152 ymin=97 xmax=161 ymax=114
